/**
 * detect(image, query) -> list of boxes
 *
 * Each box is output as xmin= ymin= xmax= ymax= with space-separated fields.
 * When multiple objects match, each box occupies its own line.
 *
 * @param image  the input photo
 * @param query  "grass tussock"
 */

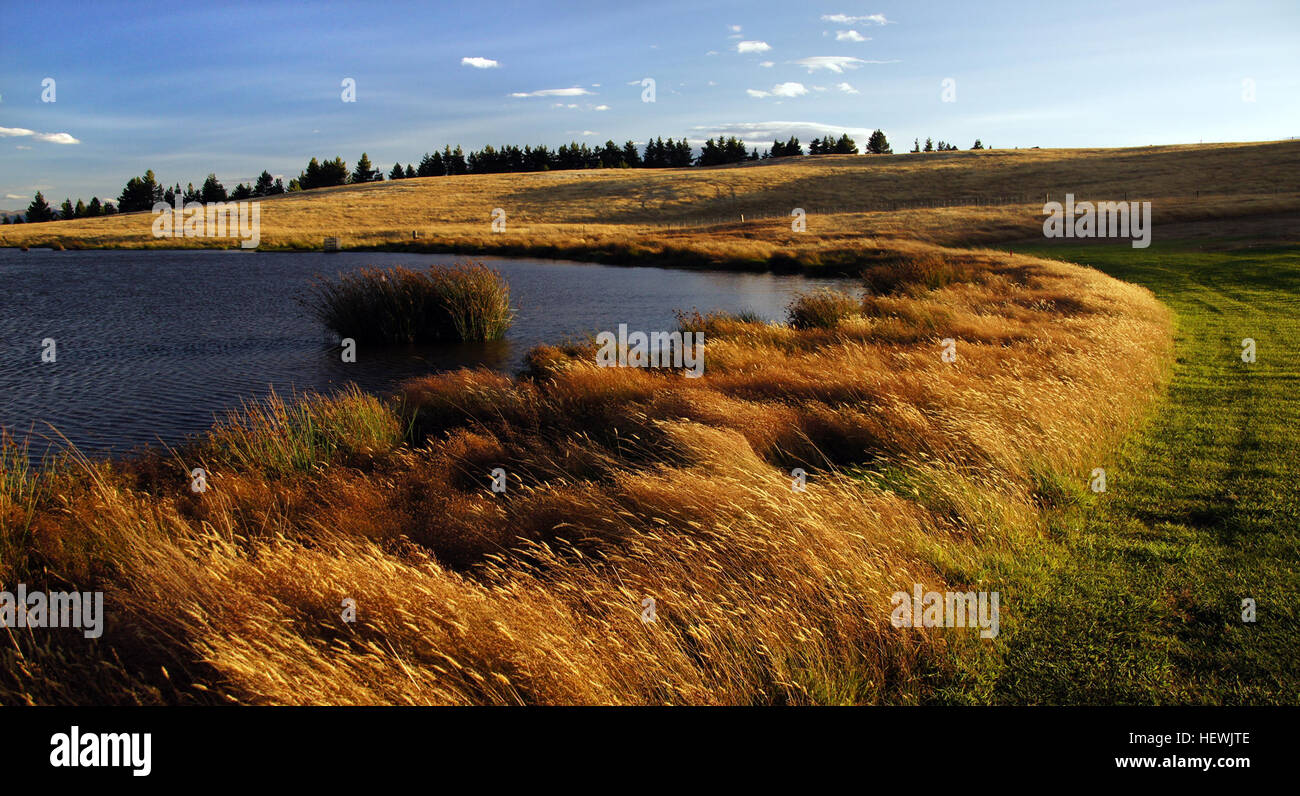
xmin=309 ymin=261 xmax=513 ymax=343
xmin=0 ymin=241 xmax=1173 ymax=705
xmin=787 ymin=288 xmax=862 ymax=329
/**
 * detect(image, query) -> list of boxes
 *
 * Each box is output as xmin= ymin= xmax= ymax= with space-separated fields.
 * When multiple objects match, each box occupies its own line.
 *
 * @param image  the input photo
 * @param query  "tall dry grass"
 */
xmin=3 ymin=141 xmax=1297 ymax=263
xmin=0 ymin=241 xmax=1171 ymax=705
xmin=309 ymin=262 xmax=513 ymax=343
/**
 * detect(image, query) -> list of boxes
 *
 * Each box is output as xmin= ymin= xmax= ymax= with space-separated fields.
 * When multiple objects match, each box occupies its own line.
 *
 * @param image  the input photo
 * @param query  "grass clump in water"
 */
xmin=787 ymin=288 xmax=861 ymax=329
xmin=310 ymin=261 xmax=513 ymax=343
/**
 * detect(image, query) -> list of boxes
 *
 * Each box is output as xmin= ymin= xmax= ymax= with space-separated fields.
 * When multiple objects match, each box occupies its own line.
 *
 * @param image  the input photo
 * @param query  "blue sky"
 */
xmin=1 ymin=0 xmax=1296 ymax=208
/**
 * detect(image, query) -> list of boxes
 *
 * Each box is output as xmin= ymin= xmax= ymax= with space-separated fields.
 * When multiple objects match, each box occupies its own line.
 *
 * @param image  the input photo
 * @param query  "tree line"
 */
xmin=4 ymin=128 xmax=1008 ymax=223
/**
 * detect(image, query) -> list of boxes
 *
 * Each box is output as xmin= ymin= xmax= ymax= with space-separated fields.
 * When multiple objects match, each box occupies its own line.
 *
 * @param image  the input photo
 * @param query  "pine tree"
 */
xmin=405 ymin=164 xmax=416 ymax=178
xmin=351 ymin=153 xmax=377 ymax=183
xmin=201 ymin=173 xmax=228 ymax=203
xmin=74 ymin=199 xmax=87 ymax=218
xmin=254 ymin=170 xmax=276 ymax=196
xmin=389 ymin=162 xmax=404 ymax=180
xmin=866 ymin=129 xmax=891 ymax=154
xmin=25 ymin=191 xmax=55 ymax=222
xmin=60 ymin=198 xmax=75 ymax=220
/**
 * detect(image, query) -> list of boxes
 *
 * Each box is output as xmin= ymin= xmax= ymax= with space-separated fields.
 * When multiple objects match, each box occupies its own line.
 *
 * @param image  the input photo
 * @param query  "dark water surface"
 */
xmin=0 ymin=248 xmax=855 ymax=461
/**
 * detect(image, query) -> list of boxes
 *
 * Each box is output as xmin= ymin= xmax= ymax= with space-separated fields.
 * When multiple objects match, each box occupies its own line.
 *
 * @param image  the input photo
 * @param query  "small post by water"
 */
xmin=323 ymin=236 xmax=340 ymax=253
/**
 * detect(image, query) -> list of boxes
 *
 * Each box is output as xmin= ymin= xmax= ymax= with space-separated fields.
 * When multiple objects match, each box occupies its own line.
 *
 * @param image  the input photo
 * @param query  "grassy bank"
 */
xmin=0 ymin=242 xmax=1171 ymax=705
xmin=931 ymin=242 xmax=1300 ymax=704
xmin=2 ymin=141 xmax=1298 ymax=273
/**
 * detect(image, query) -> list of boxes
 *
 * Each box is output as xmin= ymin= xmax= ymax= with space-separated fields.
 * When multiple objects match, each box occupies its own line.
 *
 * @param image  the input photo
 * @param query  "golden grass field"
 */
xmin=1 ymin=141 xmax=1291 ymax=704
xmin=3 ymin=140 xmax=1298 ymax=265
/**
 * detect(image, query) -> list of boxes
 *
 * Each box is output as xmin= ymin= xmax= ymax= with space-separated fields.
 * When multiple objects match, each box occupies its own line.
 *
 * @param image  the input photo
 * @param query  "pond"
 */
xmin=0 ymin=248 xmax=857 ymax=461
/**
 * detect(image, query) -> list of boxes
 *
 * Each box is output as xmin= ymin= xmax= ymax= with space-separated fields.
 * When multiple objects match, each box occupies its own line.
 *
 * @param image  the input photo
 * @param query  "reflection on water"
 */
xmin=0 ymin=248 xmax=856 ymax=460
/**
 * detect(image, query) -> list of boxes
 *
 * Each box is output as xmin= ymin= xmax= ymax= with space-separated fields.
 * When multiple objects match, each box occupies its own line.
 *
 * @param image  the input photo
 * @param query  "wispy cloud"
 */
xmin=759 ymin=61 xmax=774 ymax=68
xmin=510 ymin=87 xmax=594 ymax=98
xmin=836 ymin=82 xmax=859 ymax=94
xmin=821 ymin=13 xmax=890 ymax=25
xmin=693 ymin=120 xmax=878 ymax=147
xmin=0 ymin=126 xmax=81 ymax=144
xmin=737 ymin=40 xmax=772 ymax=54
xmin=749 ymin=82 xmax=809 ymax=99
xmin=791 ymin=56 xmax=896 ymax=73
xmin=461 ymin=56 xmax=500 ymax=69
xmin=4 ymin=194 xmax=24 ymax=200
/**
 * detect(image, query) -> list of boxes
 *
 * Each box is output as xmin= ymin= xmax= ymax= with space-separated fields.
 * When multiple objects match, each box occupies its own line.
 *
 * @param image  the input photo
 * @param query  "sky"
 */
xmin=1 ymin=0 xmax=1297 ymax=209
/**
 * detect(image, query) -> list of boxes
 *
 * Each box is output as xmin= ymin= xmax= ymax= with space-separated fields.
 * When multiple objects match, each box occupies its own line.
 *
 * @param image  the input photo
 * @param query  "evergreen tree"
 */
xmin=117 ymin=169 xmax=164 ymax=212
xmin=201 ymin=173 xmax=228 ymax=203
xmin=87 ymin=197 xmax=103 ymax=216
xmin=446 ymin=146 xmax=467 ymax=175
xmin=230 ymin=183 xmax=253 ymax=200
xmin=621 ymin=141 xmax=641 ymax=168
xmin=74 ymin=199 xmax=87 ymax=218
xmin=405 ymin=164 xmax=416 ymax=178
xmin=866 ymin=129 xmax=892 ymax=154
xmin=26 ymin=191 xmax=55 ymax=222
xmin=972 ymin=139 xmax=983 ymax=150
xmin=351 ymin=152 xmax=377 ymax=183
xmin=254 ymin=170 xmax=276 ymax=196
xmin=389 ymin=162 xmax=405 ymax=180
xmin=60 ymin=198 xmax=75 ymax=220
xmin=319 ymin=157 xmax=349 ymax=186
xmin=924 ymin=137 xmax=934 ymax=152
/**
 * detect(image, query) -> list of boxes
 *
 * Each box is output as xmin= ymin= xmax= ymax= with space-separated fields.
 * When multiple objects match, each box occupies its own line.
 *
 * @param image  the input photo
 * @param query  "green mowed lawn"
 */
xmin=947 ymin=242 xmax=1299 ymax=704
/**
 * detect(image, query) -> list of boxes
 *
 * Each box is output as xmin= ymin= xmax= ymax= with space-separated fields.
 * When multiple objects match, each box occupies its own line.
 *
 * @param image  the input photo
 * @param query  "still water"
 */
xmin=0 ymin=248 xmax=856 ymax=460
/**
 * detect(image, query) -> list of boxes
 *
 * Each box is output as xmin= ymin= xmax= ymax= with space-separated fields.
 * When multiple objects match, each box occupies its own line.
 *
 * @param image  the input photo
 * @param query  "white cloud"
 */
xmin=5 ymin=194 xmax=24 ymax=200
xmin=730 ymin=24 xmax=742 ymax=32
xmin=593 ymin=104 xmax=610 ymax=110
xmin=0 ymin=126 xmax=80 ymax=144
xmin=693 ymin=120 xmax=878 ymax=148
xmin=835 ymin=30 xmax=867 ymax=41
xmin=748 ymin=81 xmax=811 ymax=99
xmin=821 ymin=13 xmax=889 ymax=25
xmin=461 ymin=57 xmax=500 ymax=69
xmin=791 ymin=55 xmax=896 ymax=73
xmin=737 ymin=41 xmax=772 ymax=54
xmin=759 ymin=61 xmax=774 ymax=68
xmin=837 ymin=82 xmax=859 ymax=94
xmin=510 ymin=87 xmax=594 ymax=98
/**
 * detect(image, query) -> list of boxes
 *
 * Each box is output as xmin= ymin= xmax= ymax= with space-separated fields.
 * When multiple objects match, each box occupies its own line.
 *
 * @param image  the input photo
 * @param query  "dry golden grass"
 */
xmin=3 ymin=141 xmax=1297 ymax=265
xmin=0 ymin=241 xmax=1172 ymax=705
